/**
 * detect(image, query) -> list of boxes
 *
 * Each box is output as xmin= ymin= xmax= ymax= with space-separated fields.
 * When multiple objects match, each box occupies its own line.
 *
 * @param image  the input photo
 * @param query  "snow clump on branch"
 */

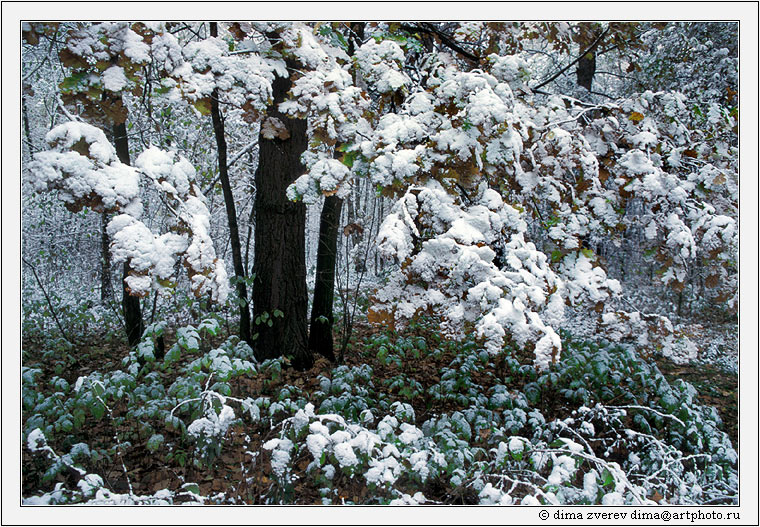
xmin=30 ymin=122 xmax=229 ymax=302
xmin=373 ymin=180 xmax=565 ymax=369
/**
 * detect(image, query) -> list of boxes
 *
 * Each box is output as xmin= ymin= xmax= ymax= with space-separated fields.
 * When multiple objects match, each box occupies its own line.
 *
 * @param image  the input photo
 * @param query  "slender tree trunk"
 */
xmin=22 ymin=93 xmax=35 ymax=156
xmin=112 ymin=121 xmax=144 ymax=348
xmin=307 ymin=23 xmax=365 ymax=364
xmin=121 ymin=263 xmax=144 ymax=347
xmin=210 ymin=21 xmax=252 ymax=347
xmin=308 ymin=195 xmax=343 ymax=361
xmin=252 ymin=59 xmax=312 ymax=370
xmin=100 ymin=212 xmax=113 ymax=301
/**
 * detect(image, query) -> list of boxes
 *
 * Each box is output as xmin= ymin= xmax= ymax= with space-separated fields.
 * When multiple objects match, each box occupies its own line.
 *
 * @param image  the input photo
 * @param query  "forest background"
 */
xmin=3 ymin=1 xmax=759 ymax=524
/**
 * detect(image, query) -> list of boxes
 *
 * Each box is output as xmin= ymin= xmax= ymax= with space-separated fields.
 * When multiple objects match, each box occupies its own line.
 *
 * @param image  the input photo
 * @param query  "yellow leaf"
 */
xmin=193 ymin=98 xmax=211 ymax=116
xmin=713 ymin=173 xmax=727 ymax=185
xmin=629 ymin=111 xmax=645 ymax=123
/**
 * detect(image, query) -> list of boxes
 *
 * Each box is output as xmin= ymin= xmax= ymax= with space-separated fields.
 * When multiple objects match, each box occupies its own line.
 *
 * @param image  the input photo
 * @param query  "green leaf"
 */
xmin=601 ymin=468 xmax=614 ymax=487
xmin=147 ymin=434 xmax=164 ymax=453
xmin=182 ymin=482 xmax=200 ymax=495
xmin=59 ymin=72 xmax=90 ymax=93
xmin=90 ymin=401 xmax=105 ymax=420
xmin=341 ymin=150 xmax=358 ymax=168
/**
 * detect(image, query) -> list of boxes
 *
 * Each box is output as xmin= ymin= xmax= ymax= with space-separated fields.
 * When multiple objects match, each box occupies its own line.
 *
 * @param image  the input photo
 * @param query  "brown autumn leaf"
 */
xmin=71 ymin=138 xmax=91 ymax=157
xmin=261 ymin=117 xmax=290 ymax=140
xmin=58 ymin=47 xmax=89 ymax=69
xmin=598 ymin=166 xmax=610 ymax=184
xmin=22 ymin=27 xmax=39 ymax=45
xmin=628 ymin=111 xmax=645 ymax=123
xmin=343 ymin=222 xmax=364 ymax=236
xmin=367 ymin=306 xmax=395 ymax=331
xmin=227 ymin=22 xmax=248 ymax=40
xmin=576 ymin=178 xmax=593 ymax=193
xmin=241 ymin=101 xmax=261 ymax=124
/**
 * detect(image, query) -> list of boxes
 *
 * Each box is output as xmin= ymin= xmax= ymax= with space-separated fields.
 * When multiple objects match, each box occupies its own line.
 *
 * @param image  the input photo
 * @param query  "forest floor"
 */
xmin=22 ymin=306 xmax=739 ymax=504
xmin=655 ymin=358 xmax=738 ymax=451
xmin=21 ymin=314 xmax=739 ymax=504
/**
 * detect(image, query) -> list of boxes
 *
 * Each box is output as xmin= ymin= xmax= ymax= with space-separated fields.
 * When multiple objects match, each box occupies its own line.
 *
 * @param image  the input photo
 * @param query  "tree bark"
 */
xmin=210 ymin=20 xmax=252 ymax=347
xmin=22 ymin=93 xmax=36 ymax=156
xmin=308 ymin=195 xmax=343 ymax=362
xmin=576 ymin=51 xmax=596 ymax=91
xmin=112 ymin=121 xmax=144 ymax=348
xmin=100 ymin=212 xmax=113 ymax=301
xmin=252 ymin=60 xmax=312 ymax=370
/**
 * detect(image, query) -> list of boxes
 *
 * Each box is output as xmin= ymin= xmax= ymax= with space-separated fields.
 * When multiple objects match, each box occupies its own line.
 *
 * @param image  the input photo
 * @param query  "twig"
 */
xmin=22 ymin=256 xmax=74 ymax=345
xmin=606 ymin=404 xmax=687 ymax=428
xmin=203 ymin=140 xmax=259 ymax=196
xmin=89 ymin=380 xmax=134 ymax=496
xmin=538 ymin=105 xmax=602 ymax=131
xmin=532 ymin=27 xmax=610 ymax=92
xmin=55 ymin=95 xmax=80 ymax=122
xmin=398 ymin=23 xmax=480 ymax=63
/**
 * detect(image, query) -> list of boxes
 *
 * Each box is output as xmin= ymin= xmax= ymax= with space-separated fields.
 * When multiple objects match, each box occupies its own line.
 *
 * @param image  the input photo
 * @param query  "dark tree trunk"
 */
xmin=100 ymin=212 xmax=113 ymax=301
xmin=112 ymin=121 xmax=144 ymax=348
xmin=22 ymin=93 xmax=35 ymax=156
xmin=307 ymin=22 xmax=364 ymax=364
xmin=308 ymin=195 xmax=343 ymax=362
xmin=252 ymin=60 xmax=312 ymax=370
xmin=121 ymin=263 xmax=144 ymax=347
xmin=209 ymin=22 xmax=252 ymax=347
xmin=576 ymin=24 xmax=601 ymax=91
xmin=576 ymin=51 xmax=596 ymax=91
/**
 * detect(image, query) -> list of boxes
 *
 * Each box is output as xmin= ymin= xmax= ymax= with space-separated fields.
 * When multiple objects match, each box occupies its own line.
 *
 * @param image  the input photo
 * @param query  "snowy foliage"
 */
xmin=30 ymin=122 xmax=229 ymax=301
xmin=29 ymin=122 xmax=142 ymax=215
xmin=374 ymin=180 xmax=564 ymax=368
xmin=21 ymin=21 xmax=738 ymax=508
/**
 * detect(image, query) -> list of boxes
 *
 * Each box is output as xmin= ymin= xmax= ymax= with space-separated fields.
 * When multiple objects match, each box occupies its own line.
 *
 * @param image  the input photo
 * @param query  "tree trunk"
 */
xmin=308 ymin=195 xmax=343 ymax=362
xmin=112 ymin=121 xmax=144 ymax=347
xmin=252 ymin=60 xmax=312 ymax=370
xmin=307 ymin=23 xmax=364 ymax=364
xmin=576 ymin=51 xmax=596 ymax=91
xmin=121 ymin=262 xmax=144 ymax=347
xmin=100 ymin=212 xmax=113 ymax=301
xmin=22 ymin=93 xmax=35 ymax=156
xmin=576 ymin=25 xmax=601 ymax=91
xmin=209 ymin=22 xmax=252 ymax=347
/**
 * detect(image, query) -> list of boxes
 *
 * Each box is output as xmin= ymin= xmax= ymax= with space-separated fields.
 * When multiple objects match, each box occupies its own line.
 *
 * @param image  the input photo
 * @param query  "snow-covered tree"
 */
xmin=23 ymin=21 xmax=737 ymax=370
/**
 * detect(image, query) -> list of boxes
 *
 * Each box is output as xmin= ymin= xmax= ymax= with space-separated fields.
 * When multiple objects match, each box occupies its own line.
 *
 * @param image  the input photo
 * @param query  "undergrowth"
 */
xmin=22 ymin=314 xmax=737 ymax=505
